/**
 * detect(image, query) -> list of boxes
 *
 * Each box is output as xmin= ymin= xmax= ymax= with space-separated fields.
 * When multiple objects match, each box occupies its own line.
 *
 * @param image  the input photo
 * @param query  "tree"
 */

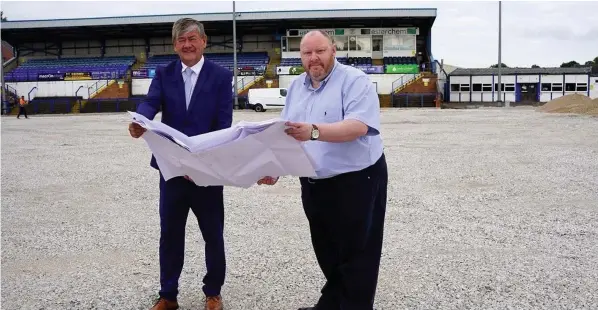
xmin=0 ymin=11 xmax=6 ymax=22
xmin=531 ymin=64 xmax=540 ymax=68
xmin=560 ymin=60 xmax=581 ymax=68
xmin=490 ymin=63 xmax=508 ymax=68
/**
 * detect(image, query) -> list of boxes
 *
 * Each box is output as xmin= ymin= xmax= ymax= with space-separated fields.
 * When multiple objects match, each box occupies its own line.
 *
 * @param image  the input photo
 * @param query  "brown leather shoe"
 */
xmin=150 ymin=297 xmax=179 ymax=310
xmin=204 ymin=295 xmax=223 ymax=310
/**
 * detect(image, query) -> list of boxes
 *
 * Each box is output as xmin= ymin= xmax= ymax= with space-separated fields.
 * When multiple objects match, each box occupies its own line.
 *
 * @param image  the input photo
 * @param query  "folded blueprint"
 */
xmin=129 ymin=111 xmax=317 ymax=188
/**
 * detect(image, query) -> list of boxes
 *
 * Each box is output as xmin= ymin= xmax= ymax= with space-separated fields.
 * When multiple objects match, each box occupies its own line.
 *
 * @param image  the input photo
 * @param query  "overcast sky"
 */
xmin=2 ymin=1 xmax=597 ymax=68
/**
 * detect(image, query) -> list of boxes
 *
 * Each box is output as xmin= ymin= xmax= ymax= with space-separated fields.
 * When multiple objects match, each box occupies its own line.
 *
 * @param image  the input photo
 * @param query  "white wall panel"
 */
xmin=471 ymin=75 xmax=493 ymax=83
xmin=7 ymin=80 xmax=111 ymax=99
xmin=517 ymin=75 xmax=540 ymax=83
xmin=541 ymin=75 xmax=563 ymax=83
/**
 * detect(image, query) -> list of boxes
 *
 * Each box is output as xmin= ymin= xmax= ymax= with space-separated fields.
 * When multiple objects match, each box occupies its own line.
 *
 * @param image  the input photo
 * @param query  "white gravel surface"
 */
xmin=2 ymin=108 xmax=598 ymax=310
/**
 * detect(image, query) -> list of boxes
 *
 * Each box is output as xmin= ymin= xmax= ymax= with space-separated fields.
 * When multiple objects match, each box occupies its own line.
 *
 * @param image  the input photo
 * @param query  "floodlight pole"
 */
xmin=233 ymin=0 xmax=239 ymax=109
xmin=497 ymin=1 xmax=502 ymax=103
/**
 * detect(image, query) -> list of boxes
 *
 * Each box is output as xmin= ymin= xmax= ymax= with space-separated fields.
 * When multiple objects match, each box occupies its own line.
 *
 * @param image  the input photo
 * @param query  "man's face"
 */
xmin=174 ymin=29 xmax=206 ymax=66
xmin=300 ymin=34 xmax=336 ymax=82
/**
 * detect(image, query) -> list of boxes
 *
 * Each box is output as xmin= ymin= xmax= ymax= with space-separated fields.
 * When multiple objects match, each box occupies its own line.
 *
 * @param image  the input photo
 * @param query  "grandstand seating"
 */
xmin=280 ymin=56 xmax=416 ymax=67
xmin=384 ymin=56 xmax=417 ymax=65
xmin=141 ymin=52 xmax=269 ymax=74
xmin=4 ymin=56 xmax=136 ymax=82
xmin=280 ymin=57 xmax=348 ymax=66
xmin=347 ymin=57 xmax=372 ymax=66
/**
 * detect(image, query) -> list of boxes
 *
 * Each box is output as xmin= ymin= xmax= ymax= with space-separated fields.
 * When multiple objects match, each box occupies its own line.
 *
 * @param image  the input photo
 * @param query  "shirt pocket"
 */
xmin=316 ymin=104 xmax=343 ymax=123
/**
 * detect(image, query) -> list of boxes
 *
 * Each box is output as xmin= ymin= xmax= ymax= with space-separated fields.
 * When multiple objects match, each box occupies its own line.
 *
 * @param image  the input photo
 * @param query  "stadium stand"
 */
xmin=140 ymin=52 xmax=269 ymax=74
xmin=280 ymin=57 xmax=349 ymax=66
xmin=1 ymin=8 xmax=441 ymax=114
xmin=4 ymin=56 xmax=136 ymax=82
xmin=384 ymin=56 xmax=417 ymax=65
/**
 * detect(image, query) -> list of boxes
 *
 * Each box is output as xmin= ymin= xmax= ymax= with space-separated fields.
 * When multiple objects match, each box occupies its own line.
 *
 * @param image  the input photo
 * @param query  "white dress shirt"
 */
xmin=181 ymin=56 xmax=205 ymax=105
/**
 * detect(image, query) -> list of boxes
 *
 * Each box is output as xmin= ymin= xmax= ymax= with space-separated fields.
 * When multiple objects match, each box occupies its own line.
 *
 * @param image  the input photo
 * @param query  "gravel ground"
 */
xmin=2 ymin=108 xmax=598 ymax=310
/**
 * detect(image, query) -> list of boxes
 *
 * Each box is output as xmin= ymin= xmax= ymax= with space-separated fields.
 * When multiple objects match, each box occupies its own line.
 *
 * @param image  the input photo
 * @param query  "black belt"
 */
xmin=301 ymin=153 xmax=385 ymax=185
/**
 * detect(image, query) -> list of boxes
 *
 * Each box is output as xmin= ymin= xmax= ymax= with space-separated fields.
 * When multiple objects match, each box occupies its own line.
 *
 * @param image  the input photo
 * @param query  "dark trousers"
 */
xmin=299 ymin=153 xmax=388 ymax=310
xmin=158 ymin=174 xmax=226 ymax=301
xmin=17 ymin=106 xmax=28 ymax=118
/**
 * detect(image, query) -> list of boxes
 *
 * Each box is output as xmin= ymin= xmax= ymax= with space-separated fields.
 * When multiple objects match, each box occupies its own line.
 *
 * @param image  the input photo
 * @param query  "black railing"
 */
xmin=392 ymin=92 xmax=438 ymax=108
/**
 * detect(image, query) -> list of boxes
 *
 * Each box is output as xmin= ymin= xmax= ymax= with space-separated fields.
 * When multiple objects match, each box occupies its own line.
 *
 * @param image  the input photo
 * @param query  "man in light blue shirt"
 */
xmin=258 ymin=30 xmax=388 ymax=310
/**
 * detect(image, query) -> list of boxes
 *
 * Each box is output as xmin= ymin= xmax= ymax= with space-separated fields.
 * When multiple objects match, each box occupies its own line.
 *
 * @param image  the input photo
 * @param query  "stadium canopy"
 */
xmin=1 ymin=8 xmax=436 ymax=44
xmin=449 ymin=67 xmax=592 ymax=76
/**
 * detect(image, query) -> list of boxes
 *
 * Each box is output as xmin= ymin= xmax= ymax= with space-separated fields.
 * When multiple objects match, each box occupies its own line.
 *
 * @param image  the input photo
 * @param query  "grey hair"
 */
xmin=172 ymin=18 xmax=206 ymax=43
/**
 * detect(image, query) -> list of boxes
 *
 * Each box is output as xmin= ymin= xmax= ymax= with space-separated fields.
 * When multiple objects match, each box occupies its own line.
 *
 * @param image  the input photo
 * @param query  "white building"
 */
xmin=447 ymin=67 xmax=597 ymax=103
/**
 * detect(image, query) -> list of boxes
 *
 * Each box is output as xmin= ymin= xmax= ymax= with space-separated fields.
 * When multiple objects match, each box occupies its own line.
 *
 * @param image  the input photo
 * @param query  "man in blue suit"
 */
xmin=129 ymin=18 xmax=233 ymax=310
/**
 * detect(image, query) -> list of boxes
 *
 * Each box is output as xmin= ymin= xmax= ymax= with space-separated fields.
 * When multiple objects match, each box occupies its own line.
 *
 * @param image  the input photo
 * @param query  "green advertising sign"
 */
xmin=385 ymin=64 xmax=419 ymax=74
xmin=289 ymin=66 xmax=305 ymax=75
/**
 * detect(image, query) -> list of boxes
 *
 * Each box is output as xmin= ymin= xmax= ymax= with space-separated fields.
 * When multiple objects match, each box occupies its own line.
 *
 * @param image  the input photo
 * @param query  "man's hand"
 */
xmin=129 ymin=122 xmax=146 ymax=138
xmin=284 ymin=122 xmax=312 ymax=141
xmin=257 ymin=176 xmax=279 ymax=185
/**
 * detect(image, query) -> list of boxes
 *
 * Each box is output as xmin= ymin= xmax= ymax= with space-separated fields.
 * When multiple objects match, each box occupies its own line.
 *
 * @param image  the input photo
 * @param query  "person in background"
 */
xmin=17 ymin=96 xmax=28 ymax=119
xmin=129 ymin=17 xmax=233 ymax=310
xmin=258 ymin=30 xmax=388 ymax=310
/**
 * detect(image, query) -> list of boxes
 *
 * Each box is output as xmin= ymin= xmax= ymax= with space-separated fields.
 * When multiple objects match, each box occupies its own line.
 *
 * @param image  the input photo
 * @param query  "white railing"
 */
xmin=88 ymin=80 xmax=111 ymax=98
xmin=235 ymin=76 xmax=263 ymax=93
xmin=391 ymin=73 xmax=419 ymax=93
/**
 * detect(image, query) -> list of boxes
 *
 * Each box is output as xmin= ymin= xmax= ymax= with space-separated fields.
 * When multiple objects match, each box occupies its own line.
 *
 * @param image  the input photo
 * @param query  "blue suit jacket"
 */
xmin=136 ymin=58 xmax=233 ymax=171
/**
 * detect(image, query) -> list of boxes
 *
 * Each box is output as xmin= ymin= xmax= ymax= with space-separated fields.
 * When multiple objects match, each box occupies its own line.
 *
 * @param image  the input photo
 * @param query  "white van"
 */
xmin=247 ymin=88 xmax=287 ymax=112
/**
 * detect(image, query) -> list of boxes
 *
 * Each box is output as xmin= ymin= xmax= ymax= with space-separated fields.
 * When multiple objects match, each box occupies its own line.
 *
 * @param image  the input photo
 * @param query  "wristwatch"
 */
xmin=310 ymin=124 xmax=320 ymax=140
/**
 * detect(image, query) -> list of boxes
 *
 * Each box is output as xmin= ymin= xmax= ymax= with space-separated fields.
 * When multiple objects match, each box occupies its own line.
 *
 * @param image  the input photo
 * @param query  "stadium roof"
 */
xmin=1 ymin=8 xmax=436 ymax=29
xmin=449 ymin=67 xmax=592 ymax=76
xmin=1 ymin=8 xmax=437 ymax=44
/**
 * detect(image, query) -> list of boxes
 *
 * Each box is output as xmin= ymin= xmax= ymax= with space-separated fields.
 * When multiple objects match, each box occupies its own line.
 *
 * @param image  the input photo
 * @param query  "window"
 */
xmin=355 ymin=36 xmax=371 ymax=52
xmin=505 ymin=84 xmax=515 ymax=92
xmin=483 ymin=84 xmax=492 ymax=91
xmin=334 ymin=36 xmax=348 ymax=51
xmin=372 ymin=38 xmax=382 ymax=52
xmin=288 ymin=37 xmax=301 ymax=52
xmin=349 ymin=36 xmax=357 ymax=51
xmin=460 ymin=84 xmax=470 ymax=91
xmin=494 ymin=83 xmax=505 ymax=91
xmin=565 ymin=83 xmax=576 ymax=91
xmin=577 ymin=83 xmax=588 ymax=92
xmin=451 ymin=84 xmax=460 ymax=91
xmin=280 ymin=89 xmax=287 ymax=97
xmin=472 ymin=84 xmax=482 ymax=91
xmin=552 ymin=83 xmax=563 ymax=92
xmin=541 ymin=83 xmax=552 ymax=91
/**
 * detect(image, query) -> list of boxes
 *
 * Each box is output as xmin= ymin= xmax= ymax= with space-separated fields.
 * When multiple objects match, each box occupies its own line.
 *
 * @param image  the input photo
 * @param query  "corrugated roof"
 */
xmin=449 ymin=67 xmax=592 ymax=76
xmin=0 ymin=8 xmax=437 ymax=29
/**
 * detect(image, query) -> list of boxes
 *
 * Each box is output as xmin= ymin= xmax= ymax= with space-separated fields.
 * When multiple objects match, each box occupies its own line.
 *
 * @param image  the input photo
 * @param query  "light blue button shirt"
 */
xmin=281 ymin=60 xmax=384 ymax=179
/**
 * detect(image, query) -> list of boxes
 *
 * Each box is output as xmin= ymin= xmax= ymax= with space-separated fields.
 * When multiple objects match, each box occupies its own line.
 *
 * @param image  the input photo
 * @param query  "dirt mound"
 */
xmin=538 ymin=94 xmax=598 ymax=116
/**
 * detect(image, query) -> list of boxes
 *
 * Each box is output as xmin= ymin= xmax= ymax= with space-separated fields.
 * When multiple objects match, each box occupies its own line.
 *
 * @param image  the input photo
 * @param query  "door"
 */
xmin=372 ymin=35 xmax=383 ymax=59
xmin=591 ymin=77 xmax=598 ymax=99
xmin=519 ymin=83 xmax=538 ymax=103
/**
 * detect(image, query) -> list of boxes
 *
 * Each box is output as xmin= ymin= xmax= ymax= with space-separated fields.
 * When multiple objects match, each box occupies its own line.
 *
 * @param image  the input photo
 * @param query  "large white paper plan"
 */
xmin=128 ymin=111 xmax=317 ymax=188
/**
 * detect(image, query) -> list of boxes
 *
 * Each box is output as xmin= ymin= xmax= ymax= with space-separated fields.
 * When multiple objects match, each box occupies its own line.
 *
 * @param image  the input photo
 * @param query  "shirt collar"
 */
xmin=181 ymin=56 xmax=204 ymax=75
xmin=304 ymin=59 xmax=339 ymax=89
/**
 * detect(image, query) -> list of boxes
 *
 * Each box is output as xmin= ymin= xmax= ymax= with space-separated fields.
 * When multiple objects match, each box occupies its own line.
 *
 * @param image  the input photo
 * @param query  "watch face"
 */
xmin=312 ymin=129 xmax=320 ymax=139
